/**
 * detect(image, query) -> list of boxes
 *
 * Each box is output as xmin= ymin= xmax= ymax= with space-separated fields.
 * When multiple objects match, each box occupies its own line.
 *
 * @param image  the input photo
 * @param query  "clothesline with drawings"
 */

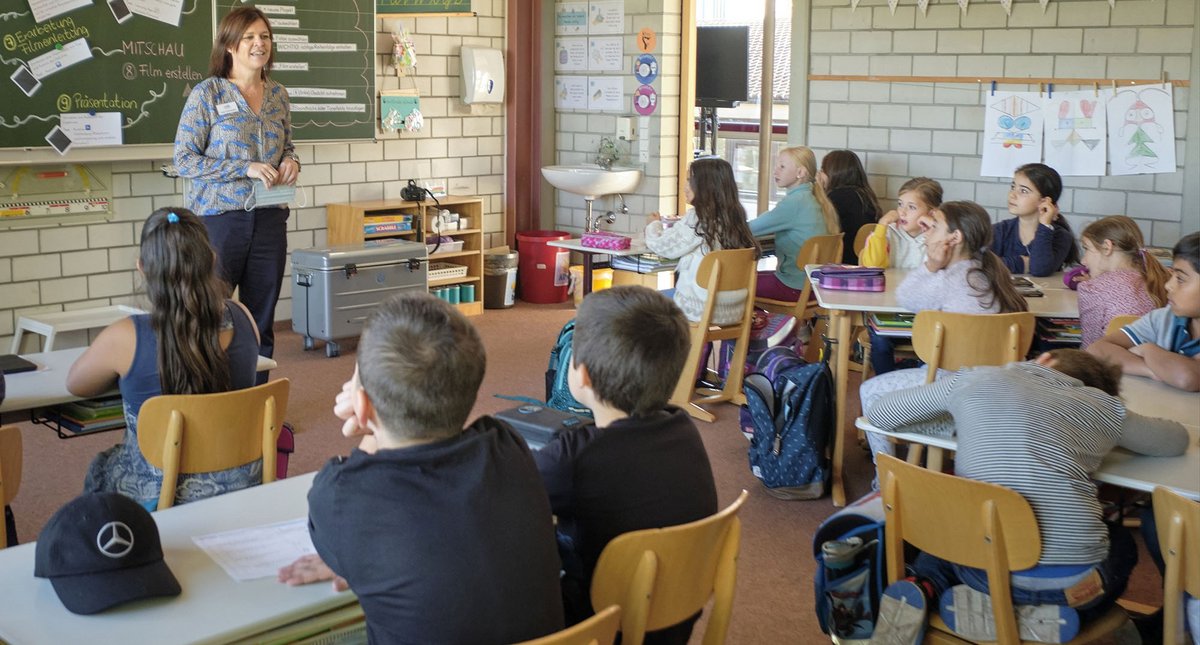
xmin=808 ymin=74 xmax=1190 ymax=88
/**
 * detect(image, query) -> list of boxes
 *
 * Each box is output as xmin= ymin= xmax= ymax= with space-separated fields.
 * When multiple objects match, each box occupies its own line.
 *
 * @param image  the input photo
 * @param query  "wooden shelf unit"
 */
xmin=325 ymin=197 xmax=485 ymax=316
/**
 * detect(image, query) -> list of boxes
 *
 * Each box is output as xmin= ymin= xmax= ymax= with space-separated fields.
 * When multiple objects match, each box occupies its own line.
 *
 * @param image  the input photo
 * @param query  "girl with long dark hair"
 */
xmin=69 ymin=208 xmax=262 ymax=510
xmin=993 ymin=162 xmax=1080 ymax=276
xmin=819 ymin=150 xmax=881 ymax=264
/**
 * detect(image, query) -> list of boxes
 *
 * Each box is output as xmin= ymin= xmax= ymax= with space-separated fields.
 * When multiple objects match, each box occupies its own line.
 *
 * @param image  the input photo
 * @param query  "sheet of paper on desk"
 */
xmin=193 ymin=518 xmax=315 ymax=581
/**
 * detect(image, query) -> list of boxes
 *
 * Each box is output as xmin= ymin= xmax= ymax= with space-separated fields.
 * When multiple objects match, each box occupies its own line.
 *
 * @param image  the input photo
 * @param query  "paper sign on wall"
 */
xmin=554 ymin=76 xmax=587 ymax=110
xmin=1042 ymin=91 xmax=1107 ymax=177
xmin=981 ymin=91 xmax=1043 ymax=177
xmin=588 ymin=0 xmax=623 ymax=34
xmin=587 ymin=36 xmax=623 ymax=71
xmin=1107 ymin=84 xmax=1176 ymax=176
xmin=554 ymin=38 xmax=587 ymax=71
xmin=587 ymin=76 xmax=624 ymax=112
xmin=555 ymin=2 xmax=587 ymax=35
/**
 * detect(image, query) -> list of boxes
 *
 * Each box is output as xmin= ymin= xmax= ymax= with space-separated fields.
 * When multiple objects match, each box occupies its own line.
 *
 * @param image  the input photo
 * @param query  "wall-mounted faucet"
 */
xmin=596 ymin=137 xmax=619 ymax=170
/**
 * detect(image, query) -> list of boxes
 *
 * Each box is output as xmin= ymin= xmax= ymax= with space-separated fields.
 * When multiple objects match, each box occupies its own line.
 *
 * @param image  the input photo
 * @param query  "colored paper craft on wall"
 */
xmin=1042 ymin=90 xmax=1107 ymax=177
xmin=981 ymin=91 xmax=1043 ymax=177
xmin=1107 ymin=84 xmax=1176 ymax=176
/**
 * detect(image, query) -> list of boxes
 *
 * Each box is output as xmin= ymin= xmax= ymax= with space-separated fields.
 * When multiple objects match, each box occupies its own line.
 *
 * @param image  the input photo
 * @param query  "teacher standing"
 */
xmin=174 ymin=6 xmax=299 ymax=376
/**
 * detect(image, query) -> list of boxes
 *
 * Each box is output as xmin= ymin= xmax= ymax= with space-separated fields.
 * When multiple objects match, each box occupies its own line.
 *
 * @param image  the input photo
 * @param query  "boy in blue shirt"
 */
xmin=1089 ymin=232 xmax=1200 ymax=391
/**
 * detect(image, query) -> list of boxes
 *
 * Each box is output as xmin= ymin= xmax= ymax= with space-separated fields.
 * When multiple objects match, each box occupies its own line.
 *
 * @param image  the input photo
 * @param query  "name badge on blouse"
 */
xmin=216 ymin=102 xmax=238 ymax=116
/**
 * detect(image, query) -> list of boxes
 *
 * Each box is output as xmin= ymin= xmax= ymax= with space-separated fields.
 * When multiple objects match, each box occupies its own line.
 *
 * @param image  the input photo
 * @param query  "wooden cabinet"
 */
xmin=325 ymin=197 xmax=484 ymax=316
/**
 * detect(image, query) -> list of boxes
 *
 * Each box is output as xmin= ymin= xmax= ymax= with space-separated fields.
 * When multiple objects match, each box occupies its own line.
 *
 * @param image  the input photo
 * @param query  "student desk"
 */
xmin=854 ymin=376 xmax=1200 ymax=500
xmin=546 ymin=238 xmax=650 ymax=297
xmin=0 ymin=472 xmax=362 ymax=645
xmin=0 ymin=348 xmax=279 ymax=418
xmin=811 ymin=267 xmax=1079 ymax=506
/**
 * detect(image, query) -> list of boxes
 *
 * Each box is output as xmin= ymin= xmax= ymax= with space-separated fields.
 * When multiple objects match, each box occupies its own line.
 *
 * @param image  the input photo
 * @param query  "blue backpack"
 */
xmin=544 ymin=320 xmax=592 ymax=418
xmin=813 ymin=493 xmax=888 ymax=640
xmin=742 ymin=345 xmax=834 ymax=500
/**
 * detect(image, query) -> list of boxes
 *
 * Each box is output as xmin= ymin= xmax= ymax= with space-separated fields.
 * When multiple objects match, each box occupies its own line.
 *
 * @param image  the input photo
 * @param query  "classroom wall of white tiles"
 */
xmin=1 ymin=10 xmax=507 ymax=352
xmin=806 ymin=0 xmax=1198 ymax=245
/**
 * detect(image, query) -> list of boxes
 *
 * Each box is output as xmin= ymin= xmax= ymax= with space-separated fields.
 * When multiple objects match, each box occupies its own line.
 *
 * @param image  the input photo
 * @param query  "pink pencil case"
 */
xmin=581 ymin=231 xmax=632 ymax=250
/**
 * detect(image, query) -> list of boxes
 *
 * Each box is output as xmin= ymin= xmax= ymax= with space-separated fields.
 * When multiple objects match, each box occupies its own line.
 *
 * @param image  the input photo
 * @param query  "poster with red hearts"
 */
xmin=1043 ymin=91 xmax=1108 ymax=177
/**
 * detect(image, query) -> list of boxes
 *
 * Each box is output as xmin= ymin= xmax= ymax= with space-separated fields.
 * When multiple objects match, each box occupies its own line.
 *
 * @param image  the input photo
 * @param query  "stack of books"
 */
xmin=1037 ymin=318 xmax=1082 ymax=346
xmin=867 ymin=312 xmax=916 ymax=337
xmin=363 ymin=214 xmax=414 ymax=235
xmin=610 ymin=253 xmax=677 ymax=274
xmin=41 ymin=396 xmax=126 ymax=436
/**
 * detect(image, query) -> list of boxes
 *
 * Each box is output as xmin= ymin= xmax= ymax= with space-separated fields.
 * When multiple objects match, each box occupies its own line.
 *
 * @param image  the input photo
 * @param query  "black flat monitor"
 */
xmin=695 ymin=26 xmax=749 ymax=108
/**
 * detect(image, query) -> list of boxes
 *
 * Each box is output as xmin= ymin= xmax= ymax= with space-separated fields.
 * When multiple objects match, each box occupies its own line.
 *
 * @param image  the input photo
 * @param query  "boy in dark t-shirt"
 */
xmin=532 ymin=286 xmax=719 ymax=643
xmin=278 ymin=293 xmax=563 ymax=644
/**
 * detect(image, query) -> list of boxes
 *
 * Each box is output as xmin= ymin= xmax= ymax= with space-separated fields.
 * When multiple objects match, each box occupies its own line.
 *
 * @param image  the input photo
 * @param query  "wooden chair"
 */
xmin=516 ymin=605 xmax=621 ymax=645
xmin=669 ymin=248 xmax=758 ymax=423
xmin=877 ymin=455 xmax=1129 ymax=645
xmin=1104 ymin=314 xmax=1140 ymax=338
xmin=1152 ymin=486 xmax=1200 ymax=645
xmin=137 ymin=379 xmax=290 ymax=510
xmin=0 ymin=425 xmax=23 ymax=549
xmin=853 ymin=222 xmax=878 ymax=258
xmin=755 ymin=234 xmax=842 ymax=363
xmin=591 ymin=490 xmax=748 ymax=645
xmin=906 ymin=311 xmax=1035 ymax=471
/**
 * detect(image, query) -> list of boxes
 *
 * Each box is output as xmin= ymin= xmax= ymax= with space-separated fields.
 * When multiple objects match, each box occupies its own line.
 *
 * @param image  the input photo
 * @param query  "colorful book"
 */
xmin=363 ymin=214 xmax=413 ymax=224
xmin=364 ymin=222 xmax=413 ymax=234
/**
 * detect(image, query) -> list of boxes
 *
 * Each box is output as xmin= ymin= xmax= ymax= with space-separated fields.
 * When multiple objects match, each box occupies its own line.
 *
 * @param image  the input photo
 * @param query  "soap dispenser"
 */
xmin=460 ymin=46 xmax=505 ymax=104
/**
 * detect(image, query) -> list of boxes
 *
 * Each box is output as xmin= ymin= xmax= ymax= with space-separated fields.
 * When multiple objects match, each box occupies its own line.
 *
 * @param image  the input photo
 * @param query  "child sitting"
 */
xmin=68 ymin=209 xmax=261 ymax=510
xmin=644 ymin=156 xmax=759 ymax=325
xmin=1088 ymin=232 xmax=1200 ymax=391
xmin=859 ymin=177 xmax=940 ymax=270
xmin=533 ymin=286 xmax=719 ymax=644
xmin=279 ymin=292 xmax=564 ymax=643
xmin=818 ymin=149 xmax=881 ymax=265
xmin=1072 ymin=215 xmax=1168 ymax=348
xmin=866 ymin=349 xmax=1188 ymax=645
xmin=992 ymin=163 xmax=1080 ymax=276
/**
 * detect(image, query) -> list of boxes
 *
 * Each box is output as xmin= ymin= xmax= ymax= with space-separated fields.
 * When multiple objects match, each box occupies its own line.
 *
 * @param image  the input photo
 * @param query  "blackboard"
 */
xmin=378 ymin=0 xmax=473 ymax=15
xmin=0 ymin=0 xmax=375 ymax=155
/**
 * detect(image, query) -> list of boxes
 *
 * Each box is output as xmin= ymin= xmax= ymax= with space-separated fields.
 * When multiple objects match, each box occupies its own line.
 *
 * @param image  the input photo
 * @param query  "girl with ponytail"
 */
xmin=69 ymin=208 xmax=263 ymax=510
xmin=749 ymin=146 xmax=840 ymax=301
xmin=1072 ymin=215 xmax=1167 ymax=347
xmin=859 ymin=201 xmax=1027 ymax=470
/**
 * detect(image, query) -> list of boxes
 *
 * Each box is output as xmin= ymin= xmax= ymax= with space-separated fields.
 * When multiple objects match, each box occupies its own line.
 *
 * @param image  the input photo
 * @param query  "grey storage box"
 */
xmin=291 ymin=240 xmax=428 ymax=357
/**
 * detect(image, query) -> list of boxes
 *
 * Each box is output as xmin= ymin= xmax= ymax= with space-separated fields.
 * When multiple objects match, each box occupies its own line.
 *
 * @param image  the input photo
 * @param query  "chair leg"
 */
xmin=926 ymin=447 xmax=945 ymax=472
xmin=906 ymin=444 xmax=925 ymax=466
xmin=805 ymin=317 xmax=828 ymax=363
xmin=670 ymin=327 xmax=707 ymax=412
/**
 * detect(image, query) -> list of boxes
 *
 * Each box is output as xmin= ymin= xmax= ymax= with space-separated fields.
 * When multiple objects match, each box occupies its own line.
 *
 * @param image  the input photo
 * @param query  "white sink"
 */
xmin=541 ymin=164 xmax=642 ymax=200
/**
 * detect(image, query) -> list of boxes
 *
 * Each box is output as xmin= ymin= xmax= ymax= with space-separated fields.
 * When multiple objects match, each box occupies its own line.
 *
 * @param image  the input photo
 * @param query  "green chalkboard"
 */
xmin=217 ymin=0 xmax=376 ymax=142
xmin=0 ymin=0 xmax=375 ymax=153
xmin=0 ymin=0 xmax=215 ymax=149
xmin=378 ymin=0 xmax=473 ymax=15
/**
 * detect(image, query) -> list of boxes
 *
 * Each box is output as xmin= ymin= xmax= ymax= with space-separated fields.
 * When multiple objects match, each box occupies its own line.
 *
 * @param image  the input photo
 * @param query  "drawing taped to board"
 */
xmin=1042 ymin=90 xmax=1107 ymax=177
xmin=1107 ymin=84 xmax=1176 ymax=176
xmin=981 ymin=92 xmax=1043 ymax=177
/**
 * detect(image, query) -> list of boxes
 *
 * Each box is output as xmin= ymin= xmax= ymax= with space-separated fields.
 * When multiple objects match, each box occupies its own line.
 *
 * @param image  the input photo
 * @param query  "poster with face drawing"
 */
xmin=1042 ymin=90 xmax=1107 ymax=177
xmin=1107 ymin=84 xmax=1176 ymax=176
xmin=981 ymin=92 xmax=1044 ymax=177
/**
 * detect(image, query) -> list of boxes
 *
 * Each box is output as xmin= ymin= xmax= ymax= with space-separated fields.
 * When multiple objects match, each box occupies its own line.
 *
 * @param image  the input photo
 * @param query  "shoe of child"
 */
xmin=871 ymin=580 xmax=929 ymax=645
xmin=938 ymin=585 xmax=1081 ymax=643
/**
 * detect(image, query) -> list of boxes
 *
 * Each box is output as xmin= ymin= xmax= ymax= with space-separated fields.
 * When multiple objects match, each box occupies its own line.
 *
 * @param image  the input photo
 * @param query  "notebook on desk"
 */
xmin=0 ymin=354 xmax=36 ymax=375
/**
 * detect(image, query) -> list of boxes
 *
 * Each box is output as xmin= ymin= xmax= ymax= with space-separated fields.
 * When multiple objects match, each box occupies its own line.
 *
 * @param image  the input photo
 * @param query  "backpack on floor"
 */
xmin=812 ymin=492 xmax=888 ymax=641
xmin=742 ymin=344 xmax=835 ymax=499
xmin=544 ymin=320 xmax=592 ymax=418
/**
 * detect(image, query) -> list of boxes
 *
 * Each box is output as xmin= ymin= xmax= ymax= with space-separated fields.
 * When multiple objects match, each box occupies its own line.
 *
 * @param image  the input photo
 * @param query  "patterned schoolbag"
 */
xmin=742 ymin=345 xmax=835 ymax=500
xmin=544 ymin=320 xmax=593 ymax=418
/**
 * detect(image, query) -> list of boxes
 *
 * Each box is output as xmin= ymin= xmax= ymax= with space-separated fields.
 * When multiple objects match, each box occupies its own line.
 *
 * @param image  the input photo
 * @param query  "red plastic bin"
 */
xmin=516 ymin=230 xmax=571 ymax=304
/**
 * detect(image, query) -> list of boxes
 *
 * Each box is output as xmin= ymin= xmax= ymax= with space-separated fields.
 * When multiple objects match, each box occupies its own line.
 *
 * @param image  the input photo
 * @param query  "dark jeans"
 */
xmin=869 ymin=328 xmax=900 ymax=375
xmin=912 ymin=522 xmax=1137 ymax=624
xmin=203 ymin=207 xmax=289 ymax=383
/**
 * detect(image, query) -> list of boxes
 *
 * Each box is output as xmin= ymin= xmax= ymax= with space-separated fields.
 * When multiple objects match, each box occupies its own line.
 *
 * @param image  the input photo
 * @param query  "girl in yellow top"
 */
xmin=859 ymin=177 xmax=941 ymax=269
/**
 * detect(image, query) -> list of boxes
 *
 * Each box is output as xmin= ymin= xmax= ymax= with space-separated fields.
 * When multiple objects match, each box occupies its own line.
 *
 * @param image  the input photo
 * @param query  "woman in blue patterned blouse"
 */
xmin=173 ymin=6 xmax=299 ymax=373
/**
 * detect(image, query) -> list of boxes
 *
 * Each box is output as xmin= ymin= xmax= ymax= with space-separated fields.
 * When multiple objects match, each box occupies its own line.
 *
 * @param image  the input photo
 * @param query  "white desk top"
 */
xmin=0 ymin=473 xmax=356 ymax=645
xmin=1 ymin=349 xmax=279 ymax=416
xmin=808 ymin=267 xmax=1080 ymax=319
xmin=856 ymin=375 xmax=1200 ymax=500
xmin=547 ymin=238 xmax=651 ymax=257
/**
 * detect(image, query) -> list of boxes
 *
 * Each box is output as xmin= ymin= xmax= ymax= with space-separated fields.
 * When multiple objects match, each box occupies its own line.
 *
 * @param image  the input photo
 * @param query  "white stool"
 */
xmin=11 ymin=305 xmax=147 ymax=354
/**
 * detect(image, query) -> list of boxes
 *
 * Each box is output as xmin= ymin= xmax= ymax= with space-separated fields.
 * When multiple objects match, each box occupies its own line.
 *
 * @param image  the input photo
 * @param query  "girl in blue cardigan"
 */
xmin=992 ymin=163 xmax=1080 ymax=276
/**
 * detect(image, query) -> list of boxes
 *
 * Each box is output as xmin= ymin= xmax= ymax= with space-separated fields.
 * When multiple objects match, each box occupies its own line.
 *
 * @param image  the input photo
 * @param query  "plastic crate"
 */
xmin=426 ymin=239 xmax=465 ymax=255
xmin=428 ymin=262 xmax=469 ymax=280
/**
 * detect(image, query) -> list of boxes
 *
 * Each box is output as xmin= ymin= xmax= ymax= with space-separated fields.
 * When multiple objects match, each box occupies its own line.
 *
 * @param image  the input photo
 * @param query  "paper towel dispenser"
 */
xmin=460 ymin=46 xmax=505 ymax=104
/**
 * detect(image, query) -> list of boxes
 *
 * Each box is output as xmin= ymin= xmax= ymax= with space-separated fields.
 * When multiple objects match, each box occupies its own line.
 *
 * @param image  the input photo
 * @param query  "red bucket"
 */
xmin=516 ymin=230 xmax=571 ymax=304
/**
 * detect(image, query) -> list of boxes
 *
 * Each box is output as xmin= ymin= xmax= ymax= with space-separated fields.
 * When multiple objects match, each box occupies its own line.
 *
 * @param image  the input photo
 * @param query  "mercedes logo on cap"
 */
xmin=96 ymin=522 xmax=135 ymax=559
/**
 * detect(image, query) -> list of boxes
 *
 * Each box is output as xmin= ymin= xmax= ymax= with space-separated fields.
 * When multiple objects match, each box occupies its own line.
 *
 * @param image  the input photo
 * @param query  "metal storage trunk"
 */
xmin=291 ymin=240 xmax=428 ymax=357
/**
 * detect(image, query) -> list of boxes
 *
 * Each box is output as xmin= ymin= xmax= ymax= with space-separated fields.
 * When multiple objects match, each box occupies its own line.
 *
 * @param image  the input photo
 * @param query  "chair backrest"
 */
xmin=910 ymin=311 xmax=1036 ymax=384
xmin=0 ymin=425 xmax=22 ymax=549
xmin=1104 ymin=314 xmax=1139 ymax=338
xmin=694 ymin=247 xmax=759 ymax=330
xmin=137 ymin=379 xmax=290 ymax=510
xmin=779 ymin=233 xmax=843 ymax=311
xmin=591 ymin=490 xmax=749 ymax=645
xmin=877 ymin=455 xmax=1041 ymax=645
xmin=515 ymin=605 xmax=621 ymax=645
xmin=853 ymin=222 xmax=877 ymax=256
xmin=1152 ymin=486 xmax=1200 ymax=645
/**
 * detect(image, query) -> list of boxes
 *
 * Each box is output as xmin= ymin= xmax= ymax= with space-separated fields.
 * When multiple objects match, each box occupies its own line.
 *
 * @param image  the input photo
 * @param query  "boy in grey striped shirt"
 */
xmin=866 ymin=349 xmax=1188 ymax=644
